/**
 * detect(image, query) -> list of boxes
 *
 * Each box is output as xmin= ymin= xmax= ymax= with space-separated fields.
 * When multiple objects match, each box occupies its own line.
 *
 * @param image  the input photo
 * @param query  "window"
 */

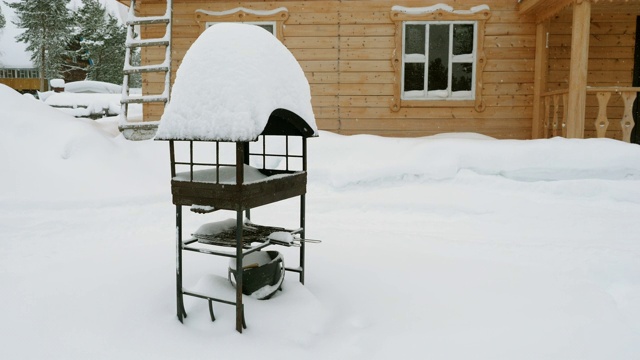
xmin=206 ymin=21 xmax=276 ymax=37
xmin=391 ymin=6 xmax=491 ymax=112
xmin=403 ymin=22 xmax=476 ymax=100
xmin=195 ymin=7 xmax=288 ymax=42
xmin=0 ymin=69 xmax=5 ymax=78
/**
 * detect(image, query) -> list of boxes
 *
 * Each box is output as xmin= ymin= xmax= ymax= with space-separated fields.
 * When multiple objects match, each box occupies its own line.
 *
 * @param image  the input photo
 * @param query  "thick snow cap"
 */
xmin=155 ymin=23 xmax=318 ymax=141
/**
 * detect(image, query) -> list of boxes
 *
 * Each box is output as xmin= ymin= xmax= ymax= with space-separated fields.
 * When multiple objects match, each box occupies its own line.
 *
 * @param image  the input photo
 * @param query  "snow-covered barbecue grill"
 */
xmin=154 ymin=23 xmax=318 ymax=333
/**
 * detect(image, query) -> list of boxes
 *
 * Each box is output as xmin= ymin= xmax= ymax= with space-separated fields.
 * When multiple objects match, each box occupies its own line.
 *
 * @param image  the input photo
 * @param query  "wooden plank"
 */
xmin=338 ymin=11 xmax=391 ymax=25
xmin=483 ymin=83 xmax=534 ymax=95
xmin=309 ymin=83 xmax=339 ymax=96
xmin=339 ymin=72 xmax=394 ymax=84
xmin=339 ymin=94 xmax=533 ymax=108
xmin=338 ymin=117 xmax=532 ymax=131
xmin=549 ymin=58 xmax=634 ymax=72
xmin=305 ymin=72 xmax=339 ymax=84
xmin=339 ymin=95 xmax=392 ymax=108
xmin=300 ymin=61 xmax=338 ymax=72
xmin=548 ymin=70 xmax=634 ymax=84
xmin=283 ymin=25 xmax=339 ymax=37
xmin=485 ymin=23 xmax=536 ymax=36
xmin=339 ymin=24 xmax=395 ymax=36
xmin=549 ymin=46 xmax=634 ymax=59
xmin=549 ymin=34 xmax=636 ymax=47
xmin=287 ymin=12 xmax=339 ymax=25
xmin=485 ymin=47 xmax=536 ymax=59
xmin=340 ymin=60 xmax=393 ymax=72
xmin=283 ymin=37 xmax=338 ymax=49
xmin=341 ymin=106 xmax=532 ymax=119
xmin=339 ymin=36 xmax=395 ymax=49
xmin=484 ymin=34 xmax=536 ymax=48
xmin=483 ymin=71 xmax=534 ymax=84
xmin=550 ymin=21 xmax=635 ymax=35
xmin=312 ymin=95 xmax=338 ymax=107
xmin=340 ymin=83 xmax=394 ymax=96
xmin=340 ymin=48 xmax=394 ymax=60
xmin=316 ymin=118 xmax=340 ymax=131
xmin=289 ymin=48 xmax=339 ymax=61
xmin=484 ymin=59 xmax=534 ymax=72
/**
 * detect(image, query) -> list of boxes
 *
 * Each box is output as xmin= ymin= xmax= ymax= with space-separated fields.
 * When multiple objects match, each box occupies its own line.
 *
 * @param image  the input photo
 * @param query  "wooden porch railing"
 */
xmin=541 ymin=87 xmax=639 ymax=142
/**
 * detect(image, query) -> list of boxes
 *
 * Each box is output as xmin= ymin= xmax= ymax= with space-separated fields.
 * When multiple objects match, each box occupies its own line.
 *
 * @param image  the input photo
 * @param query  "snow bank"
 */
xmin=310 ymin=131 xmax=640 ymax=187
xmin=64 ymin=80 xmax=122 ymax=94
xmin=44 ymin=92 xmax=121 ymax=117
xmin=155 ymin=23 xmax=317 ymax=141
xmin=0 ymin=84 xmax=165 ymax=203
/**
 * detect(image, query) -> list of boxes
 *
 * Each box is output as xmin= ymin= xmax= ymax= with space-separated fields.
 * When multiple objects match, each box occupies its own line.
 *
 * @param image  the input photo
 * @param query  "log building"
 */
xmin=116 ymin=0 xmax=640 ymax=142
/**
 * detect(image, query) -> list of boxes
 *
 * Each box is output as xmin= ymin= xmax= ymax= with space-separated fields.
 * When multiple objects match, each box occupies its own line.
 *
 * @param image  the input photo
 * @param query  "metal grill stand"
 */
xmin=164 ymin=126 xmax=313 ymax=333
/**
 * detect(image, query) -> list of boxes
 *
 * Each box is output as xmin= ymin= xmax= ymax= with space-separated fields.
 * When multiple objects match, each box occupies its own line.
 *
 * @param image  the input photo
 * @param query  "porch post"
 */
xmin=532 ymin=20 xmax=549 ymax=139
xmin=566 ymin=0 xmax=591 ymax=138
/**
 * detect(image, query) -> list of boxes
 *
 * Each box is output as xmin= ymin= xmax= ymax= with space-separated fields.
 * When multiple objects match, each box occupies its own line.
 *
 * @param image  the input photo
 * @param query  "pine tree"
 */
xmin=74 ymin=0 xmax=126 ymax=85
xmin=0 ymin=6 xmax=6 ymax=30
xmin=5 ymin=0 xmax=73 ymax=91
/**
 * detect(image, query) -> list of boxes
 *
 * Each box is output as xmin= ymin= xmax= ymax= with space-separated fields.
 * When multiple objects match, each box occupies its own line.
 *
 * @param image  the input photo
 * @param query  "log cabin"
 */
xmin=0 ymin=68 xmax=40 ymax=94
xmin=115 ymin=0 xmax=640 ymax=143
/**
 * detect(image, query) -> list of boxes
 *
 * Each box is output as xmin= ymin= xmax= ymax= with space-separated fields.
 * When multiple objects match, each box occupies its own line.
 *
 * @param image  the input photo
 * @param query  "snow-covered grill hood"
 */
xmin=155 ymin=23 xmax=318 ymax=142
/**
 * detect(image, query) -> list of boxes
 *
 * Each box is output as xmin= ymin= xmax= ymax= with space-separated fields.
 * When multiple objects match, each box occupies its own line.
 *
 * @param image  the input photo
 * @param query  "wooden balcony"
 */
xmin=541 ymin=87 xmax=639 ymax=142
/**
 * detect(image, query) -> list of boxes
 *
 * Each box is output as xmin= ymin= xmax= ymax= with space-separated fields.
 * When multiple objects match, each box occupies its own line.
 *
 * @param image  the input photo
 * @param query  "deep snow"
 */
xmin=1 ymin=83 xmax=640 ymax=359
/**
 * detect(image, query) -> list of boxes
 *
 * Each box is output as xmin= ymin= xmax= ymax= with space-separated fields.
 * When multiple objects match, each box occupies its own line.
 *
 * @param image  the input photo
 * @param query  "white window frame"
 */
xmin=401 ymin=21 xmax=477 ymax=101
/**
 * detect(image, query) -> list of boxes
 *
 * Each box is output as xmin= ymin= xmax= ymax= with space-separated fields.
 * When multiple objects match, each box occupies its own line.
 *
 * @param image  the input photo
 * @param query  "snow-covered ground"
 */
xmin=1 ymin=83 xmax=640 ymax=359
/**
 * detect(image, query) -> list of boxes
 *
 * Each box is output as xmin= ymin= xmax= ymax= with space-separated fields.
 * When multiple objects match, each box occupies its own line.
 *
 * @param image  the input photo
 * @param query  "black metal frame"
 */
xmin=170 ymin=136 xmax=308 ymax=333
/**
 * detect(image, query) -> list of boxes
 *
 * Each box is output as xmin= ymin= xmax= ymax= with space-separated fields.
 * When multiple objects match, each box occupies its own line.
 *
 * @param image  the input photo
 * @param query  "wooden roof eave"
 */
xmin=518 ymin=0 xmax=575 ymax=23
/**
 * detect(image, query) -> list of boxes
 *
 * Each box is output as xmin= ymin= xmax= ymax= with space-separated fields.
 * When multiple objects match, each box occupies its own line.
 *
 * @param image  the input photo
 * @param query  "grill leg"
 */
xmin=235 ymin=210 xmax=244 ymax=333
xmin=176 ymin=205 xmax=185 ymax=323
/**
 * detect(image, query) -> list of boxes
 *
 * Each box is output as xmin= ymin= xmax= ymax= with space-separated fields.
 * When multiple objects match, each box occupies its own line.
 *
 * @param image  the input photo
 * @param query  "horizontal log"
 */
xmin=341 ymin=106 xmax=531 ymax=119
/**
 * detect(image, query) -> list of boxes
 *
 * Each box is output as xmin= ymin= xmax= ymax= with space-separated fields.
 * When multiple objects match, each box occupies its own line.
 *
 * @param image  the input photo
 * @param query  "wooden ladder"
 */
xmin=119 ymin=0 xmax=172 ymax=140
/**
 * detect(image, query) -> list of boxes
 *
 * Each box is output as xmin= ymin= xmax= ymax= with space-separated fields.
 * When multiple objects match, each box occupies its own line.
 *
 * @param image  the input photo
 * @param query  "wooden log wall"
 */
xmin=547 ymin=3 xmax=639 ymax=140
xmin=138 ymin=0 xmax=538 ymax=139
xmin=0 ymin=78 xmax=41 ymax=93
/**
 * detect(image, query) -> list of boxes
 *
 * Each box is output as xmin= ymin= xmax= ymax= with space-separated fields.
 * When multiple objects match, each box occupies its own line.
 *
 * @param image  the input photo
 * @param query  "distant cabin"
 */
xmin=116 ymin=0 xmax=640 ymax=143
xmin=0 ymin=68 xmax=40 ymax=94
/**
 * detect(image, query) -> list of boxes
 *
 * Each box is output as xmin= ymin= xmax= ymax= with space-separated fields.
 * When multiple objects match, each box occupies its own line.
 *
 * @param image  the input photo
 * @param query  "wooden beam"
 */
xmin=519 ymin=0 xmax=574 ymax=20
xmin=532 ymin=21 xmax=549 ymax=139
xmin=566 ymin=0 xmax=591 ymax=138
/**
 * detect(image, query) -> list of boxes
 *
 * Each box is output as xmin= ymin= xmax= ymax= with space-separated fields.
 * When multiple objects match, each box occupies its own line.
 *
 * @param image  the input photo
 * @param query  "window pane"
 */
xmin=428 ymin=25 xmax=449 ymax=91
xmin=256 ymin=24 xmax=274 ymax=34
xmin=404 ymin=62 xmax=424 ymax=91
xmin=453 ymin=24 xmax=474 ymax=55
xmin=405 ymin=24 xmax=425 ymax=55
xmin=452 ymin=63 xmax=473 ymax=92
